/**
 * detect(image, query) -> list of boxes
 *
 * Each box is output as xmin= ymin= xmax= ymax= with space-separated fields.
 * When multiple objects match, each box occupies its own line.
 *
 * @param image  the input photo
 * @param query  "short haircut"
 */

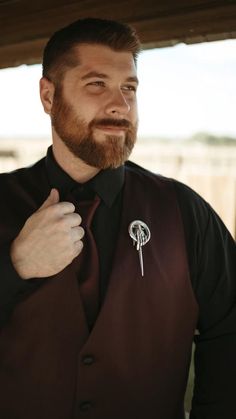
xmin=42 ymin=17 xmax=141 ymax=83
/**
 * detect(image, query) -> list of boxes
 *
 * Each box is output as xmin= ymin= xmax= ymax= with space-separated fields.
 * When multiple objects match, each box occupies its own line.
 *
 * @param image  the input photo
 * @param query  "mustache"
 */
xmin=90 ymin=118 xmax=132 ymax=129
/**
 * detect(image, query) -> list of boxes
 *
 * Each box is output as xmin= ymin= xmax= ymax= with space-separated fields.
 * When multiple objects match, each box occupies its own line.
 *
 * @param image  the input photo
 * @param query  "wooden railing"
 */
xmin=0 ymin=136 xmax=235 ymax=238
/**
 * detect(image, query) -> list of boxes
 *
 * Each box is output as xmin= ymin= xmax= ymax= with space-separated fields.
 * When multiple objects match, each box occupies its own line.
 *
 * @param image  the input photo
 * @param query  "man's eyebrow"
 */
xmin=81 ymin=71 xmax=109 ymax=80
xmin=81 ymin=71 xmax=139 ymax=84
xmin=126 ymin=76 xmax=139 ymax=84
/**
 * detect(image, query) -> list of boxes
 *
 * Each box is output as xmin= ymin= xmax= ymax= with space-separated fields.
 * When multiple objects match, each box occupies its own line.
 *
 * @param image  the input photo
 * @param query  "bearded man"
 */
xmin=0 ymin=18 xmax=235 ymax=419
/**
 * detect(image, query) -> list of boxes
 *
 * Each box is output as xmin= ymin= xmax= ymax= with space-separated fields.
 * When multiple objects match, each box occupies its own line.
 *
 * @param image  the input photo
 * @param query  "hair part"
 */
xmin=42 ymin=18 xmax=141 ymax=84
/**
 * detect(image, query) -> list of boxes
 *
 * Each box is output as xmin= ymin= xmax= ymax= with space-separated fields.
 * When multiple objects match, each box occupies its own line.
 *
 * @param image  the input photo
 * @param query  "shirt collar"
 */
xmin=45 ymin=146 xmax=125 ymax=207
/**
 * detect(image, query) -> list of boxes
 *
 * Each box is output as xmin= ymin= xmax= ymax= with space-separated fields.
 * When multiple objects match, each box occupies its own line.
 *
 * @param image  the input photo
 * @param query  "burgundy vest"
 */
xmin=0 ymin=160 xmax=198 ymax=419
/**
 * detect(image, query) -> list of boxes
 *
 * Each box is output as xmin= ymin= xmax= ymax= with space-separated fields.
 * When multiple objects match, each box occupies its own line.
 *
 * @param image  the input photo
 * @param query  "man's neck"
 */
xmin=52 ymin=141 xmax=100 ymax=184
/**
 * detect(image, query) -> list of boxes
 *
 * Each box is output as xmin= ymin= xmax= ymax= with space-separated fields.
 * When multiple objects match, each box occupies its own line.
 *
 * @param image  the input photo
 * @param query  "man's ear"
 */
xmin=39 ymin=77 xmax=55 ymax=114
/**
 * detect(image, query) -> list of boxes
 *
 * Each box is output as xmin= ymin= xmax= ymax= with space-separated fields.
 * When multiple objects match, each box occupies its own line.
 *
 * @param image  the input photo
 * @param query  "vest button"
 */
xmin=79 ymin=401 xmax=92 ymax=411
xmin=82 ymin=355 xmax=95 ymax=365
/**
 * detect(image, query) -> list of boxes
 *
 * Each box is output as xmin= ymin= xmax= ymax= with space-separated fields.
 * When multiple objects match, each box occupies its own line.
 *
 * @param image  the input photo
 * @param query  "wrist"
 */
xmin=10 ymin=240 xmax=33 ymax=280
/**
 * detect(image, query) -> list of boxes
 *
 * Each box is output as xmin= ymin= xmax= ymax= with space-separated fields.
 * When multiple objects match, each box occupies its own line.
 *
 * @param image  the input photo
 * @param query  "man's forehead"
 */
xmin=72 ymin=43 xmax=137 ymax=73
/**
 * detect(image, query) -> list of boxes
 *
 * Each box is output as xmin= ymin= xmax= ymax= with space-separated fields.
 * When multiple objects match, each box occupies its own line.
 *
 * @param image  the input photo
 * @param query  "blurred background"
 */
xmin=1 ymin=39 xmax=235 ymax=239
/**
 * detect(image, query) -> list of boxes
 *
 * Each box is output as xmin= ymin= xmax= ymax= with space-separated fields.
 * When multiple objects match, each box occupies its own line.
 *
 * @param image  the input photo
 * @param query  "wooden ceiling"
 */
xmin=0 ymin=0 xmax=236 ymax=69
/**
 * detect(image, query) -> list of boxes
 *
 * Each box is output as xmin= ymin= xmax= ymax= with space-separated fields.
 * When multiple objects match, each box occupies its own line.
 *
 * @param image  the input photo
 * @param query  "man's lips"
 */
xmin=95 ymin=125 xmax=128 ymax=132
xmin=91 ymin=118 xmax=131 ymax=132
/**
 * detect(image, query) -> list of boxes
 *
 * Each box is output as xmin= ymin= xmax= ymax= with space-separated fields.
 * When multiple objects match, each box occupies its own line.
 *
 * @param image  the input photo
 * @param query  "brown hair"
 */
xmin=42 ymin=18 xmax=141 ymax=83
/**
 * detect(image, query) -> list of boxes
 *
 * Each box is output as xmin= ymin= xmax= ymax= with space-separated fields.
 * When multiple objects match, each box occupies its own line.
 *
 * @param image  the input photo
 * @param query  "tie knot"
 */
xmin=65 ymin=186 xmax=100 ymax=228
xmin=79 ymin=195 xmax=101 ymax=228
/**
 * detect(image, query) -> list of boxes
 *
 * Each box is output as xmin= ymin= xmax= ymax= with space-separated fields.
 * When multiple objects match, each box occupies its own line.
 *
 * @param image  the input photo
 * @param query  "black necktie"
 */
xmin=68 ymin=192 xmax=101 ymax=330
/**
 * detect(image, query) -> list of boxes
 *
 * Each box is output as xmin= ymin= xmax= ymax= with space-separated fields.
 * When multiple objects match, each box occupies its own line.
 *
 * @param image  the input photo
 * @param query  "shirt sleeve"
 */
xmin=175 ymin=181 xmax=236 ymax=418
xmin=0 ymin=243 xmax=42 ymax=328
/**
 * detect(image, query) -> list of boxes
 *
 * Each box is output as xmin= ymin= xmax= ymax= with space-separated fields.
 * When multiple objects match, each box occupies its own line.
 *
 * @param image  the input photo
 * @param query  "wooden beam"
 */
xmin=0 ymin=0 xmax=236 ymax=69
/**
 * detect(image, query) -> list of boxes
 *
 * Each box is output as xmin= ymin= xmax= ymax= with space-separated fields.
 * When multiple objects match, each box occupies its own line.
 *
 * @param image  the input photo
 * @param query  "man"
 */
xmin=0 ymin=18 xmax=235 ymax=419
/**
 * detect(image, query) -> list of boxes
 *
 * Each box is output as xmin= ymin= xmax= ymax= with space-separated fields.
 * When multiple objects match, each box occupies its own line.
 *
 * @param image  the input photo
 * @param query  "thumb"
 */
xmin=39 ymin=188 xmax=60 ymax=211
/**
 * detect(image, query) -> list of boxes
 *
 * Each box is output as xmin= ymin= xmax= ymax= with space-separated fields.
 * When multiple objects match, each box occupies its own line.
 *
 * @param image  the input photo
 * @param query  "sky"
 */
xmin=0 ymin=39 xmax=236 ymax=139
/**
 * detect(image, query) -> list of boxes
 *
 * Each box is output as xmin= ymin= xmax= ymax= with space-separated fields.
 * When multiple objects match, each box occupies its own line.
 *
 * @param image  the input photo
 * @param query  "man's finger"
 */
xmin=38 ymin=188 xmax=60 ymax=211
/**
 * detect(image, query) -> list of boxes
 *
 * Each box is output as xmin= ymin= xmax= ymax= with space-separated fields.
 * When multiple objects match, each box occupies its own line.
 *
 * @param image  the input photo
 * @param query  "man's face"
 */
xmin=50 ymin=44 xmax=138 ymax=169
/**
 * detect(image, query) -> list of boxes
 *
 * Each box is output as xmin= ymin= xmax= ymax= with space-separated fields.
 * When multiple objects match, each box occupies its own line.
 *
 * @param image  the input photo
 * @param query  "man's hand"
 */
xmin=10 ymin=188 xmax=84 ymax=280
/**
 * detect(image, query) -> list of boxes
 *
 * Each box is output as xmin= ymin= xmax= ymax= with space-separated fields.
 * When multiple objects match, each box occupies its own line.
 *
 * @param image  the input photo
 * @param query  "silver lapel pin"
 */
xmin=128 ymin=220 xmax=151 ymax=277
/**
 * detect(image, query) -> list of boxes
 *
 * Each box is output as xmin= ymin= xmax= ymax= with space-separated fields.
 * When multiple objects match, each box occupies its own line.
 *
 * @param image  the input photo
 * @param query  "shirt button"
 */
xmin=79 ymin=401 xmax=92 ymax=411
xmin=82 ymin=355 xmax=95 ymax=365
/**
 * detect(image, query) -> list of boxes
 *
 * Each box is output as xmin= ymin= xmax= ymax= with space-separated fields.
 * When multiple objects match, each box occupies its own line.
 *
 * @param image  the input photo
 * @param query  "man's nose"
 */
xmin=104 ymin=90 xmax=131 ymax=116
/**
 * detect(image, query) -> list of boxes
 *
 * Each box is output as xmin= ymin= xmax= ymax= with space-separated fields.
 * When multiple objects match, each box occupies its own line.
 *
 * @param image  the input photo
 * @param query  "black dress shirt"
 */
xmin=0 ymin=146 xmax=236 ymax=418
xmin=1 ymin=145 xmax=236 ymax=331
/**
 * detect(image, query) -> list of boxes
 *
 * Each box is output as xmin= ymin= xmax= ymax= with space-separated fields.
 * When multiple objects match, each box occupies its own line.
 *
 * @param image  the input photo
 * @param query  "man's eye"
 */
xmin=87 ymin=81 xmax=105 ymax=87
xmin=122 ymin=85 xmax=137 ymax=92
